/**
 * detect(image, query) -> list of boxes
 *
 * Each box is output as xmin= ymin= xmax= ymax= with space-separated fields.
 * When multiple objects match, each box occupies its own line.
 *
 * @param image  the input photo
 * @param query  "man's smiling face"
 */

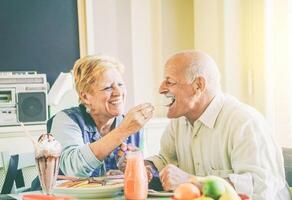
xmin=159 ymin=55 xmax=198 ymax=119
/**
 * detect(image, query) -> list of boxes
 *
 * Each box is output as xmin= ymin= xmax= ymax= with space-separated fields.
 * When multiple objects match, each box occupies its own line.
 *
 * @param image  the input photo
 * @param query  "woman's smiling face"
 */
xmin=85 ymin=68 xmax=126 ymax=118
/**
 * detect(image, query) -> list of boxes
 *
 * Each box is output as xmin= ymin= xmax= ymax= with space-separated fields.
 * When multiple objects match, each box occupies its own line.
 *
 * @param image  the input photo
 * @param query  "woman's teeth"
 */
xmin=110 ymin=99 xmax=122 ymax=105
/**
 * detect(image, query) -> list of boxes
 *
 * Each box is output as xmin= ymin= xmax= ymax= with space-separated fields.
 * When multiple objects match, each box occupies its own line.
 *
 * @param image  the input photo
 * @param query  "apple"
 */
xmin=203 ymin=179 xmax=225 ymax=199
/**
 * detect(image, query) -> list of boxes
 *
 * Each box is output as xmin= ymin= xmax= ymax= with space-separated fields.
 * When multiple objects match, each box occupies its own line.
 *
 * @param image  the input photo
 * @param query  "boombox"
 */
xmin=0 ymin=72 xmax=48 ymax=126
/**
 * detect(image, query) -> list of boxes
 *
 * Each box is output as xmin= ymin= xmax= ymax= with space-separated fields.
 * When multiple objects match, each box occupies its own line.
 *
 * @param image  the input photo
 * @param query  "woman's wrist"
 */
xmin=115 ymin=126 xmax=131 ymax=137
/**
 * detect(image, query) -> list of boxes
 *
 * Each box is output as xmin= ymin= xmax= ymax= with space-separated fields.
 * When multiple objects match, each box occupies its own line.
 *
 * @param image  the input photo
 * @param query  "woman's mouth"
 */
xmin=109 ymin=99 xmax=123 ymax=105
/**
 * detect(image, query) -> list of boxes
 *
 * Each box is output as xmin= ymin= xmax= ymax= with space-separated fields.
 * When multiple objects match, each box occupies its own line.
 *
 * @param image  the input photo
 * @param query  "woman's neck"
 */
xmin=91 ymin=115 xmax=115 ymax=136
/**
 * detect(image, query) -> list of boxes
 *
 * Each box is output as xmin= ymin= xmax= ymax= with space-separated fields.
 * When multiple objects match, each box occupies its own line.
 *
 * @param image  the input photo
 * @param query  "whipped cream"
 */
xmin=35 ymin=133 xmax=62 ymax=158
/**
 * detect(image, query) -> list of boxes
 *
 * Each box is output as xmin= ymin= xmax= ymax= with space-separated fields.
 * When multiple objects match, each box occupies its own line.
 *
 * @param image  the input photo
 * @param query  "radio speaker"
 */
xmin=17 ymin=92 xmax=47 ymax=123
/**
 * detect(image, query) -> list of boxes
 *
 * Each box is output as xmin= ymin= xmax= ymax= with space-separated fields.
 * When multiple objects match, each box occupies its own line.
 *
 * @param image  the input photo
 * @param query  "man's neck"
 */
xmin=186 ymin=94 xmax=215 ymax=125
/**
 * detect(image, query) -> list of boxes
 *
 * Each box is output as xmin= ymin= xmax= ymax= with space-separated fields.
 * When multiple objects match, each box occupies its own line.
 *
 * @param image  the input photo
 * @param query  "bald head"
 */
xmin=166 ymin=50 xmax=221 ymax=96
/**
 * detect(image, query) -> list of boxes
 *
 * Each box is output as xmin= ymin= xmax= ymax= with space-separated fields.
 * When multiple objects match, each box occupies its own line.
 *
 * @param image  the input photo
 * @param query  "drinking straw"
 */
xmin=20 ymin=122 xmax=39 ymax=150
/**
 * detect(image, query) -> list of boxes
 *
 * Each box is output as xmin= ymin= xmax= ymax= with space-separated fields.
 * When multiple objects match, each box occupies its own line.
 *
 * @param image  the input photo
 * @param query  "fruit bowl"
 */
xmin=172 ymin=194 xmax=251 ymax=200
xmin=171 ymin=175 xmax=251 ymax=200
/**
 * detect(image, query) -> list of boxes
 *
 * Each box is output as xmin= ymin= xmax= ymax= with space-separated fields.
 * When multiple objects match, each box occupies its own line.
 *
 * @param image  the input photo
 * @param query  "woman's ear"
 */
xmin=192 ymin=76 xmax=206 ymax=93
xmin=80 ymin=91 xmax=91 ymax=105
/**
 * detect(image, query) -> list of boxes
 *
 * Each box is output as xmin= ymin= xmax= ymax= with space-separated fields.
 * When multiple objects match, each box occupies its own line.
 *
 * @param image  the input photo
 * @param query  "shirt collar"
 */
xmin=197 ymin=92 xmax=225 ymax=129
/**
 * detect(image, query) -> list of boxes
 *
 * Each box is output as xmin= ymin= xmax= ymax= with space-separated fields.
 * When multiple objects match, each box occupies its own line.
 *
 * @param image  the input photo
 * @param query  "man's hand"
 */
xmin=145 ymin=165 xmax=154 ymax=182
xmin=159 ymin=164 xmax=192 ymax=191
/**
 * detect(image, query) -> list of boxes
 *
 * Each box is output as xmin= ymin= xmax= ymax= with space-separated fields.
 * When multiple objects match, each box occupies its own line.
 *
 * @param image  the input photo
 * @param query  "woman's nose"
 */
xmin=112 ymin=84 xmax=124 ymax=96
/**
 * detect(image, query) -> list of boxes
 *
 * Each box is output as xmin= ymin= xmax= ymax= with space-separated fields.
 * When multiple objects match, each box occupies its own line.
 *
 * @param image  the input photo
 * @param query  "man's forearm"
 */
xmin=144 ymin=160 xmax=163 ymax=191
xmin=144 ymin=160 xmax=159 ymax=177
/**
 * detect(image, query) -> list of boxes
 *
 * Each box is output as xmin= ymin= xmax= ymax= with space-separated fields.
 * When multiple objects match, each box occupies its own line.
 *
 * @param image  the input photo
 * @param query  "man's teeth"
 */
xmin=165 ymin=94 xmax=175 ymax=106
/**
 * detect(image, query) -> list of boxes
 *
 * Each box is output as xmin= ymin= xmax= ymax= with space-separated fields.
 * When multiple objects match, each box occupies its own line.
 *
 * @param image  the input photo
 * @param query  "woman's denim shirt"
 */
xmin=47 ymin=104 xmax=143 ymax=177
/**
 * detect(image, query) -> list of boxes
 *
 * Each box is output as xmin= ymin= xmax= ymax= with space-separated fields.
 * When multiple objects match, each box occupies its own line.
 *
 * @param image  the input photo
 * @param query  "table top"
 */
xmin=4 ymin=193 xmax=171 ymax=200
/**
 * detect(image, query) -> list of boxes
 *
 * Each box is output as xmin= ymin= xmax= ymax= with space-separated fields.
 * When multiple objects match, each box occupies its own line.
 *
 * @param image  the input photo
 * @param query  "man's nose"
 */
xmin=159 ymin=81 xmax=168 ymax=94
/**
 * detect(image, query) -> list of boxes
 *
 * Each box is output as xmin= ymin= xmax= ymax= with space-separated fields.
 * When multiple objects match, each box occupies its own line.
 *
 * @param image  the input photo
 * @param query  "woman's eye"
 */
xmin=118 ymin=83 xmax=124 ymax=87
xmin=102 ymin=86 xmax=113 ymax=91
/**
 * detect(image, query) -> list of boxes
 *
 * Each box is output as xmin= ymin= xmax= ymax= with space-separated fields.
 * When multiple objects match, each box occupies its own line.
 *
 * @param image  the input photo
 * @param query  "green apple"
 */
xmin=203 ymin=179 xmax=225 ymax=199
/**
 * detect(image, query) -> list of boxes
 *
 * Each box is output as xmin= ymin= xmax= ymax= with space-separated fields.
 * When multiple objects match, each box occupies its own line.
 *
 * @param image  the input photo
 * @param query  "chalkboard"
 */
xmin=0 ymin=0 xmax=80 ymax=86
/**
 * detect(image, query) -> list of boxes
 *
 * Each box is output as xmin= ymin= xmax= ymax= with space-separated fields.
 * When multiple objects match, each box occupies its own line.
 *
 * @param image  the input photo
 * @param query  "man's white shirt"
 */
xmin=148 ymin=93 xmax=290 ymax=200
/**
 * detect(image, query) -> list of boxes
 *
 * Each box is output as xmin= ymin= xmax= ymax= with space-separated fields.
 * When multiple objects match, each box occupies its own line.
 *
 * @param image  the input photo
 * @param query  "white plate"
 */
xmin=52 ymin=180 xmax=124 ymax=199
xmin=148 ymin=189 xmax=174 ymax=197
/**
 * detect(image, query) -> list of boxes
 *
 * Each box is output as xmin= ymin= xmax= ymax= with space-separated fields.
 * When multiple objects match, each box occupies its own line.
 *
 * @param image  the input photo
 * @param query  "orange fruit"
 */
xmin=173 ymin=182 xmax=201 ymax=200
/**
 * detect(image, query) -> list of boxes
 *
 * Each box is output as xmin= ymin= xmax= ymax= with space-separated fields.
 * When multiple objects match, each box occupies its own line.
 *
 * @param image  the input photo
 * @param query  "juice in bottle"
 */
xmin=124 ymin=151 xmax=148 ymax=200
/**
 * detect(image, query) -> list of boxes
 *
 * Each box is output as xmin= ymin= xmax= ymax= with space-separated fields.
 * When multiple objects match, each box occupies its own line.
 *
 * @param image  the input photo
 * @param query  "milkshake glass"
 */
xmin=35 ymin=133 xmax=61 ymax=195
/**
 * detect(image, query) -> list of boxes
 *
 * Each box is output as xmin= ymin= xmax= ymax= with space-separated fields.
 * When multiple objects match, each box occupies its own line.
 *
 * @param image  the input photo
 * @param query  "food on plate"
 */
xmin=56 ymin=178 xmax=123 ymax=189
xmin=35 ymin=133 xmax=62 ymax=194
xmin=106 ymin=169 xmax=124 ymax=176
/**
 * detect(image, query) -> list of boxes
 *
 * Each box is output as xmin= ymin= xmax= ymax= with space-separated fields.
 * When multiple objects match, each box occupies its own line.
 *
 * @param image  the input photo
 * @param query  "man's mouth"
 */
xmin=165 ymin=93 xmax=175 ymax=107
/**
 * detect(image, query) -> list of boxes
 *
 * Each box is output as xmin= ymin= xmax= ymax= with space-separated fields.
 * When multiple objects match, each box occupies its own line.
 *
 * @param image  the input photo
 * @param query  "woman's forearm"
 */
xmin=89 ymin=127 xmax=128 ymax=160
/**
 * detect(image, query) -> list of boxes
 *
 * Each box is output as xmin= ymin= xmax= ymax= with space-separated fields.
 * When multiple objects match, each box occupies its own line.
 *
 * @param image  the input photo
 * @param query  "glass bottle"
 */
xmin=124 ymin=151 xmax=148 ymax=200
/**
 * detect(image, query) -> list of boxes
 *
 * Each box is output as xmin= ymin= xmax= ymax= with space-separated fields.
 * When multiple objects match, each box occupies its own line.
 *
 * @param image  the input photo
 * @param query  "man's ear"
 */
xmin=192 ymin=76 xmax=206 ymax=93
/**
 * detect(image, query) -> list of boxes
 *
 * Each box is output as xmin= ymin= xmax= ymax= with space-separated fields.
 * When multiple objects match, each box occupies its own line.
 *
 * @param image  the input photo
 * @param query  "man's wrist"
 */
xmin=144 ymin=160 xmax=159 ymax=177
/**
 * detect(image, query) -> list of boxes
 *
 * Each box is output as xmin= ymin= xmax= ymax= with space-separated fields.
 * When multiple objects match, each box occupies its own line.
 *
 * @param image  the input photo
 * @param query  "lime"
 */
xmin=203 ymin=179 xmax=225 ymax=199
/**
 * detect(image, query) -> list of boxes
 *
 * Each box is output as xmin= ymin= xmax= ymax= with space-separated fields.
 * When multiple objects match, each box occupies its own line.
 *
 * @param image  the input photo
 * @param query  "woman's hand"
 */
xmin=116 ymin=143 xmax=138 ymax=171
xmin=118 ymin=103 xmax=154 ymax=136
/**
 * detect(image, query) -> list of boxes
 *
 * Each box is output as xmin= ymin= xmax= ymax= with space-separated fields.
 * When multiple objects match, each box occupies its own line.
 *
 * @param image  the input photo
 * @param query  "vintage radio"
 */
xmin=0 ymin=72 xmax=48 ymax=126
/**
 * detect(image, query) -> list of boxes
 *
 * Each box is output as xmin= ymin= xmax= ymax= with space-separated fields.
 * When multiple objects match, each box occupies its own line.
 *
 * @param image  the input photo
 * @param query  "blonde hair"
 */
xmin=73 ymin=55 xmax=125 ymax=102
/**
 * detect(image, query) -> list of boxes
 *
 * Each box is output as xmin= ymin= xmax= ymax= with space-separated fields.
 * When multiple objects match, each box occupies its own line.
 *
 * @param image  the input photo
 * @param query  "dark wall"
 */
xmin=0 ymin=0 xmax=80 ymax=86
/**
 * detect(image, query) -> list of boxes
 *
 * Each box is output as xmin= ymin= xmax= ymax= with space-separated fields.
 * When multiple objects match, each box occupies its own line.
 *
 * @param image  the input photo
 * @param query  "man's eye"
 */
xmin=166 ymin=80 xmax=175 ymax=86
xmin=118 ymin=83 xmax=124 ymax=87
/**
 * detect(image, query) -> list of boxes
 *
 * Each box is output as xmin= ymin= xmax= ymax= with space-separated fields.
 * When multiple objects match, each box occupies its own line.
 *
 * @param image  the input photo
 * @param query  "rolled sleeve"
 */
xmin=228 ymin=173 xmax=253 ymax=197
xmin=79 ymin=144 xmax=102 ymax=171
xmin=60 ymin=144 xmax=103 ymax=177
xmin=51 ymin=112 xmax=102 ymax=177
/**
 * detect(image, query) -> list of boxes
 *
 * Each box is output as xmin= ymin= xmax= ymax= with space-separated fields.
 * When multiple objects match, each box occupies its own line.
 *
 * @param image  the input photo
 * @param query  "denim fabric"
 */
xmin=48 ymin=104 xmax=143 ymax=177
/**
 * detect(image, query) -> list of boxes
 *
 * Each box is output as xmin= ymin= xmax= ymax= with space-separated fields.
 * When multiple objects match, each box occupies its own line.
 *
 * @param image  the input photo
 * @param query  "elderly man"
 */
xmin=146 ymin=50 xmax=290 ymax=200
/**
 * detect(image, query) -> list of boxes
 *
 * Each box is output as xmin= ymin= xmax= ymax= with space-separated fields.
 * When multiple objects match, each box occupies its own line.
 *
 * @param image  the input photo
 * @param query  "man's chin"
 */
xmin=167 ymin=108 xmax=185 ymax=119
xmin=167 ymin=112 xmax=178 ymax=119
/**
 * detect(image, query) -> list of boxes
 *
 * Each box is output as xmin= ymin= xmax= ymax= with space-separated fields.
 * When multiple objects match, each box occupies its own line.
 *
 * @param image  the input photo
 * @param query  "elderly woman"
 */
xmin=48 ymin=55 xmax=154 ymax=178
